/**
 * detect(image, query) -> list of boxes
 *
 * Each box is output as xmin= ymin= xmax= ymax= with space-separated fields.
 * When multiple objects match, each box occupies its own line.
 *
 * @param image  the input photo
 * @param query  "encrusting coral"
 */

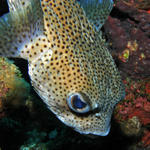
xmin=0 ymin=57 xmax=30 ymax=114
xmin=114 ymin=77 xmax=150 ymax=147
xmin=107 ymin=2 xmax=150 ymax=147
xmin=104 ymin=0 xmax=150 ymax=79
xmin=119 ymin=0 xmax=150 ymax=10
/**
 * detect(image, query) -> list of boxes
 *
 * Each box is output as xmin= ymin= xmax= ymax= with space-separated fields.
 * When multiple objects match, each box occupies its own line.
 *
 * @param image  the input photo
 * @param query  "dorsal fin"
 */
xmin=78 ymin=0 xmax=114 ymax=31
xmin=0 ymin=0 xmax=44 ymax=59
xmin=41 ymin=0 xmax=96 ymax=45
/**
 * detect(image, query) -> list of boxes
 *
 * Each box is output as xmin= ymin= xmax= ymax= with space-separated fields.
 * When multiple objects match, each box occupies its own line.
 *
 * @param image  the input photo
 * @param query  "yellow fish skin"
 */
xmin=0 ymin=0 xmax=125 ymax=136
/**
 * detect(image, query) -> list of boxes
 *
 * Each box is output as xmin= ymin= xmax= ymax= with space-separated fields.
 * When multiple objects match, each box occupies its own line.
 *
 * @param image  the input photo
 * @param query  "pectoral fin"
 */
xmin=0 ymin=0 xmax=44 ymax=59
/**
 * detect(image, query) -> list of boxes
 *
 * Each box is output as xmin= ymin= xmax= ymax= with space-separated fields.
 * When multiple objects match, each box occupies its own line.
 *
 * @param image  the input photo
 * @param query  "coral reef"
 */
xmin=0 ymin=57 xmax=30 ymax=114
xmin=20 ymin=143 xmax=48 ymax=150
xmin=108 ymin=2 xmax=150 ymax=147
xmin=119 ymin=116 xmax=141 ymax=137
xmin=114 ymin=77 xmax=150 ymax=148
xmin=104 ymin=1 xmax=150 ymax=79
xmin=119 ymin=0 xmax=150 ymax=10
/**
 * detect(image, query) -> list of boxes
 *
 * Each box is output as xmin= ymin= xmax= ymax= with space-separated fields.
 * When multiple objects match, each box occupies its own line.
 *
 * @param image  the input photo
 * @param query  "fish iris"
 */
xmin=72 ymin=95 xmax=87 ymax=109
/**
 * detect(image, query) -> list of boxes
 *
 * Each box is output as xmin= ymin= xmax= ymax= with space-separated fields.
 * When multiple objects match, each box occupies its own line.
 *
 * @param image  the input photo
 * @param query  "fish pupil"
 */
xmin=72 ymin=95 xmax=87 ymax=109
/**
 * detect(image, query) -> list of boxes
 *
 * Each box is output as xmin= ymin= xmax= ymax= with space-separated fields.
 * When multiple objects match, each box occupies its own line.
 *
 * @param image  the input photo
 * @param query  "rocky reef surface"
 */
xmin=104 ymin=0 xmax=150 ymax=79
xmin=103 ymin=1 xmax=150 ymax=149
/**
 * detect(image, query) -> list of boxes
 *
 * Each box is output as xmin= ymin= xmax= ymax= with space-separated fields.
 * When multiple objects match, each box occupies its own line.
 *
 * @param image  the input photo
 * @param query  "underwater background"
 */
xmin=0 ymin=0 xmax=150 ymax=149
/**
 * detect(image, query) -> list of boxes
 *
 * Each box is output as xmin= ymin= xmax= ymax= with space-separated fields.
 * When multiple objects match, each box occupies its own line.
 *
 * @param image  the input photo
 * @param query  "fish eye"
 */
xmin=67 ymin=93 xmax=91 ymax=113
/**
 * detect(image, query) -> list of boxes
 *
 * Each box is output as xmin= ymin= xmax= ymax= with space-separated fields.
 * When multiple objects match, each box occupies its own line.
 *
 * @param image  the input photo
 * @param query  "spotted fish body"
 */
xmin=0 ymin=0 xmax=125 ymax=135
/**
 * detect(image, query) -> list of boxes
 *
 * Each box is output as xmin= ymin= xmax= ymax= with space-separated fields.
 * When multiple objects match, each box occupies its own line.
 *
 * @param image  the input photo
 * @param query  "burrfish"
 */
xmin=0 ymin=0 xmax=125 ymax=136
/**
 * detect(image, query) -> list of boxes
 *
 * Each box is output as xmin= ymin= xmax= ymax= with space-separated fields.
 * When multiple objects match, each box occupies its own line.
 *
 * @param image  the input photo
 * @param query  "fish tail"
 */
xmin=79 ymin=0 xmax=113 ymax=31
xmin=0 ymin=0 xmax=44 ymax=58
